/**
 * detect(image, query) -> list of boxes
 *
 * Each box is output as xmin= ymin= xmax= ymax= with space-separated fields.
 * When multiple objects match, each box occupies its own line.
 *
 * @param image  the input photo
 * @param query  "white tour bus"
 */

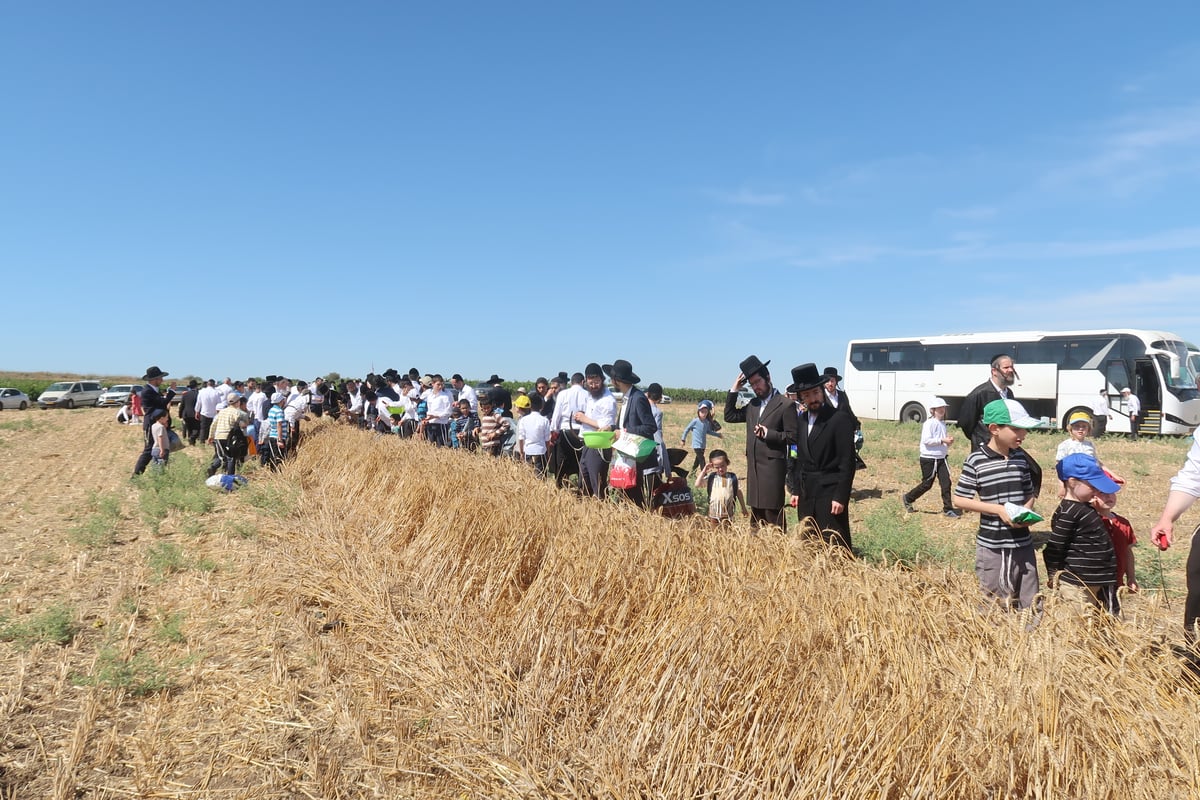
xmin=844 ymin=329 xmax=1200 ymax=434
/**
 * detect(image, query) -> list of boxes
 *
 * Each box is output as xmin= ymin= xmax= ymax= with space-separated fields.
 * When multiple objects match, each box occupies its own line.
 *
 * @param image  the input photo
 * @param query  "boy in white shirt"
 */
xmin=517 ymin=394 xmax=551 ymax=477
xmin=903 ymin=397 xmax=959 ymax=517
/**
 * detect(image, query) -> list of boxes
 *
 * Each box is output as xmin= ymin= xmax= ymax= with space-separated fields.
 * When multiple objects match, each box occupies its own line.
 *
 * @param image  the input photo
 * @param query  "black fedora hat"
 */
xmin=487 ymin=374 xmax=505 ymax=384
xmin=822 ymin=366 xmax=843 ymax=382
xmin=555 ymin=371 xmax=570 ymax=384
xmin=603 ymin=359 xmax=640 ymax=385
xmin=791 ymin=363 xmax=825 ymax=393
xmin=143 ymin=365 xmax=169 ymax=381
xmin=739 ymin=355 xmax=770 ymax=380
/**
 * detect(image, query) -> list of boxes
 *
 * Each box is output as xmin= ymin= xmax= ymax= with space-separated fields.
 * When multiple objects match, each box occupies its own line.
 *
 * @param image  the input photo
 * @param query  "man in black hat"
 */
xmin=605 ymin=359 xmax=658 ymax=508
xmin=788 ymin=363 xmax=856 ymax=550
xmin=724 ymin=355 xmax=798 ymax=529
xmin=486 ymin=374 xmax=513 ymax=416
xmin=823 ymin=365 xmax=864 ymax=470
xmin=132 ymin=366 xmax=177 ymax=476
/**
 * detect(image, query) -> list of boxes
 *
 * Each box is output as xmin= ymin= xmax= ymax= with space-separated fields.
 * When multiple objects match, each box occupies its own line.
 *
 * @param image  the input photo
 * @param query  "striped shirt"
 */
xmin=267 ymin=405 xmax=290 ymax=442
xmin=1044 ymin=500 xmax=1116 ymax=587
xmin=955 ymin=444 xmax=1036 ymax=549
xmin=478 ymin=411 xmax=510 ymax=454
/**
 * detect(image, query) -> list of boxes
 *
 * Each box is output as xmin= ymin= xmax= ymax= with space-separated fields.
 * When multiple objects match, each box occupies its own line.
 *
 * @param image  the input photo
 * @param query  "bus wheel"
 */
xmin=900 ymin=402 xmax=927 ymax=424
xmin=1062 ymin=406 xmax=1093 ymax=431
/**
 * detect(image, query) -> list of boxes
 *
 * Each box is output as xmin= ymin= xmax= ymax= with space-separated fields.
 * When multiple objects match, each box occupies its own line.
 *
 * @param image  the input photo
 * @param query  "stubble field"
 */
xmin=2 ymin=402 xmax=1199 ymax=798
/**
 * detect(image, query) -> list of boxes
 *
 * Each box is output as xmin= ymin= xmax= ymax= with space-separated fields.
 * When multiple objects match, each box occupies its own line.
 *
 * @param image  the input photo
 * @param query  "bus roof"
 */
xmin=847 ymin=329 xmax=1186 ymax=346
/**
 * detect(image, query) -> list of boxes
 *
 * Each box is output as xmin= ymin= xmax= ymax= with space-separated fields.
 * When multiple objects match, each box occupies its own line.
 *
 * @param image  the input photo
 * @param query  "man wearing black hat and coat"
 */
xmin=724 ymin=355 xmax=799 ymax=529
xmin=606 ymin=359 xmax=658 ymax=508
xmin=178 ymin=380 xmax=201 ymax=446
xmin=823 ymin=365 xmax=865 ymax=470
xmin=132 ymin=366 xmax=177 ymax=476
xmin=487 ymin=374 xmax=513 ymax=417
xmin=788 ymin=363 xmax=856 ymax=551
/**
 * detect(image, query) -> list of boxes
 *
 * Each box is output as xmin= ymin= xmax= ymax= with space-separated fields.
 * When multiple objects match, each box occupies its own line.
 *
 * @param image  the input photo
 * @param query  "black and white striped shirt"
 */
xmin=955 ymin=444 xmax=1036 ymax=549
xmin=1044 ymin=500 xmax=1116 ymax=586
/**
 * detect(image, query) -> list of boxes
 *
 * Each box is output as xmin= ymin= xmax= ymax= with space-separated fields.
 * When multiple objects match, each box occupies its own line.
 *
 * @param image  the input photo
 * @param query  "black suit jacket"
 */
xmin=724 ymin=389 xmax=799 ymax=508
xmin=140 ymin=383 xmax=175 ymax=429
xmin=790 ymin=403 xmax=855 ymax=506
xmin=619 ymin=387 xmax=659 ymax=466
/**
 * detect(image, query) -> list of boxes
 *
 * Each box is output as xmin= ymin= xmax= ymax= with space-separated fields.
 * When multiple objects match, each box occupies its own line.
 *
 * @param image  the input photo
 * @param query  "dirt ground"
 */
xmin=0 ymin=408 xmax=346 ymax=798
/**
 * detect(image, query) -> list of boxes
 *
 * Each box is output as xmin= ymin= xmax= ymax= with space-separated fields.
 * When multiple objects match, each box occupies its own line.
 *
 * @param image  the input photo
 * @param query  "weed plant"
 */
xmin=77 ymin=646 xmax=176 ymax=696
xmin=0 ymin=604 xmax=77 ymax=647
xmin=136 ymin=453 xmax=215 ymax=533
xmin=146 ymin=541 xmax=187 ymax=580
xmin=154 ymin=609 xmax=187 ymax=644
xmin=68 ymin=490 xmax=125 ymax=549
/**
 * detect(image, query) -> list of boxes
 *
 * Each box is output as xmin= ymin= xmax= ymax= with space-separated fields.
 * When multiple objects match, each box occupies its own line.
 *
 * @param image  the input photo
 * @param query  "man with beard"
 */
xmin=573 ymin=363 xmax=617 ymax=498
xmin=958 ymin=354 xmax=1044 ymax=496
xmin=606 ymin=359 xmax=658 ymax=508
xmin=787 ymin=363 xmax=856 ymax=550
xmin=958 ymin=354 xmax=1017 ymax=450
xmin=724 ymin=355 xmax=798 ymax=529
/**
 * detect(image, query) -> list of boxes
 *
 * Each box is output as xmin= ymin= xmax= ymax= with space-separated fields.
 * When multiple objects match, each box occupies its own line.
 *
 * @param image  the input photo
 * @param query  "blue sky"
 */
xmin=4 ymin=3 xmax=1200 ymax=388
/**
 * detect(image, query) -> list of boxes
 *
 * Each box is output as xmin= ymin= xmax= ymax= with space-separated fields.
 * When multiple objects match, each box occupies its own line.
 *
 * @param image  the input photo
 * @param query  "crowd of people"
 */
xmin=124 ymin=356 xmax=1200 ymax=650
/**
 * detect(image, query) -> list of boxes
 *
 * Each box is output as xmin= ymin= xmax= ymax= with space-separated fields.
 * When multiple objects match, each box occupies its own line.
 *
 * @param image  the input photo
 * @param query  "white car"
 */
xmin=0 ymin=388 xmax=30 ymax=410
xmin=96 ymin=384 xmax=144 ymax=407
xmin=37 ymin=380 xmax=104 ymax=409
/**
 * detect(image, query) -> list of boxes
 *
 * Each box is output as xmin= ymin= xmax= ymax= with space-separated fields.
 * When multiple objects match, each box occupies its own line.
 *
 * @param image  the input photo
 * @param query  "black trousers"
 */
xmin=198 ymin=415 xmax=215 ymax=446
xmin=182 ymin=415 xmax=201 ymax=444
xmin=1184 ymin=524 xmax=1200 ymax=643
xmin=132 ymin=425 xmax=155 ymax=475
xmin=904 ymin=457 xmax=952 ymax=511
xmin=797 ymin=493 xmax=851 ymax=551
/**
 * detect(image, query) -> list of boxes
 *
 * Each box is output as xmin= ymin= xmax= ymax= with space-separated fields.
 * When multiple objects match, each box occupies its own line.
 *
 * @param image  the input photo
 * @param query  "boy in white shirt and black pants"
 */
xmin=903 ymin=397 xmax=960 ymax=517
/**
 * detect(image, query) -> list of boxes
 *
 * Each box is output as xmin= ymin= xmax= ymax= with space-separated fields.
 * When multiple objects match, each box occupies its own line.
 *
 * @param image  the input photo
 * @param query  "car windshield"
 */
xmin=110 ymin=386 xmax=132 ymax=392
xmin=45 ymin=382 xmax=73 ymax=392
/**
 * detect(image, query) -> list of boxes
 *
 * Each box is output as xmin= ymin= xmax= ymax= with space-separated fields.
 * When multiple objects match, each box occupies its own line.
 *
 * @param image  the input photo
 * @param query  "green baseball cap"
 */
xmin=982 ymin=399 xmax=1045 ymax=429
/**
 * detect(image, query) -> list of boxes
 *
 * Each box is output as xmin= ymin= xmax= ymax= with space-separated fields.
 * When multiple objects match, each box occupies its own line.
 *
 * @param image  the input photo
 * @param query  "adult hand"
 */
xmin=1152 ymin=520 xmax=1173 ymax=550
xmin=831 ymin=500 xmax=845 ymax=515
xmin=753 ymin=424 xmax=767 ymax=439
xmin=731 ymin=372 xmax=746 ymax=392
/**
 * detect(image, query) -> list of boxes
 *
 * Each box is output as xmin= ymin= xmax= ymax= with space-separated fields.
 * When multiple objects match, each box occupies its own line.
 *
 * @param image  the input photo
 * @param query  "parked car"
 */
xmin=0 ymin=388 xmax=30 ymax=410
xmin=96 ymin=384 xmax=144 ymax=407
xmin=37 ymin=380 xmax=104 ymax=409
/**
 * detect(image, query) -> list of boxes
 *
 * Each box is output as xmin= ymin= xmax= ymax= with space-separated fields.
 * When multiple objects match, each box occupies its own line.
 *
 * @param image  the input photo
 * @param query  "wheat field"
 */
xmin=2 ymin=407 xmax=1200 ymax=797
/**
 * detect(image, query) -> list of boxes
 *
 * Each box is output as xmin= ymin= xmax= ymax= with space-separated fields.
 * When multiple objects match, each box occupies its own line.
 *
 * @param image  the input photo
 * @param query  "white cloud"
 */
xmin=1038 ymin=103 xmax=1200 ymax=194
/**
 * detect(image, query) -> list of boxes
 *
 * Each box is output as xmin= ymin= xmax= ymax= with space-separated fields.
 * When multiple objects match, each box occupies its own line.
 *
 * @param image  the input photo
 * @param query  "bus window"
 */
xmin=1105 ymin=361 xmax=1131 ymax=394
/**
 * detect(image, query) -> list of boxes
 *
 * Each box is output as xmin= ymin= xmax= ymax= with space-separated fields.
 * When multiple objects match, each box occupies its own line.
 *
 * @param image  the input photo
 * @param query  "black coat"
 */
xmin=139 ymin=383 xmax=175 ymax=429
xmin=789 ymin=403 xmax=856 ymax=507
xmin=724 ymin=390 xmax=798 ymax=509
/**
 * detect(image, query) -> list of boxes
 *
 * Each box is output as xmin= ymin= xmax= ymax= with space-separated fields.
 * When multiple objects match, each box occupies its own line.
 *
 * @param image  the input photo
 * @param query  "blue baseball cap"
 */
xmin=1056 ymin=453 xmax=1121 ymax=493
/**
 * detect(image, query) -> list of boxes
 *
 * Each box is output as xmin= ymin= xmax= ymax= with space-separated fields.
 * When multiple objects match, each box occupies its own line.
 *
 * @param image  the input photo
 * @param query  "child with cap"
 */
xmin=953 ymin=399 xmax=1047 ymax=615
xmin=1044 ymin=453 xmax=1123 ymax=615
xmin=1092 ymin=480 xmax=1138 ymax=614
xmin=681 ymin=399 xmax=723 ymax=474
xmin=1054 ymin=411 xmax=1123 ymax=497
xmin=902 ymin=397 xmax=959 ymax=517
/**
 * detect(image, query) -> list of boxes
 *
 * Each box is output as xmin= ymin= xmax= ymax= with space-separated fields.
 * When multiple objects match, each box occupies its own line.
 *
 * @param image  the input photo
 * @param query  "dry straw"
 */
xmin=237 ymin=419 xmax=1200 ymax=797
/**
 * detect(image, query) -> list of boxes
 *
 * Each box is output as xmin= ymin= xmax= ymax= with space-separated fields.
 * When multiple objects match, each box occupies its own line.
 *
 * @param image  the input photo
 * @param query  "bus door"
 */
xmin=1104 ymin=360 xmax=1131 ymax=434
xmin=1135 ymin=358 xmax=1160 ymax=432
xmin=878 ymin=372 xmax=896 ymax=420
